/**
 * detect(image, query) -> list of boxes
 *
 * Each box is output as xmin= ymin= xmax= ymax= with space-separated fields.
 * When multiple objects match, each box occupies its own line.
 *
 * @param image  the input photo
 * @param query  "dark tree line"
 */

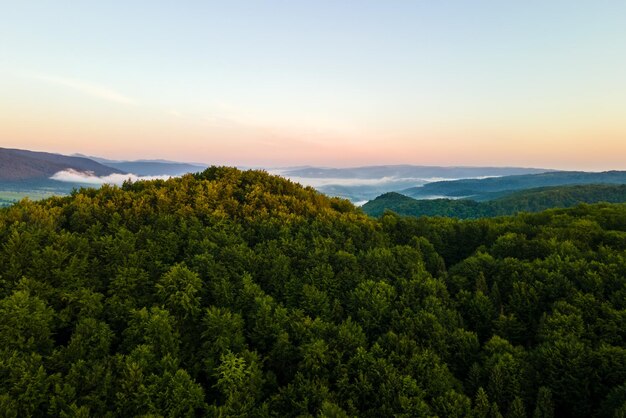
xmin=0 ymin=167 xmax=624 ymax=417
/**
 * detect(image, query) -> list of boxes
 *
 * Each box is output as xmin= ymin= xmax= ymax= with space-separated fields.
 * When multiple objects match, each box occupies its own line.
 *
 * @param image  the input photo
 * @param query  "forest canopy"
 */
xmin=0 ymin=167 xmax=625 ymax=417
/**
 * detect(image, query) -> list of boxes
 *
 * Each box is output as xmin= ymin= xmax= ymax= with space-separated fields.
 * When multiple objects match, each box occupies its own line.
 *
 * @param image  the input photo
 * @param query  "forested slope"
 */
xmin=401 ymin=170 xmax=626 ymax=200
xmin=0 ymin=167 xmax=625 ymax=417
xmin=363 ymin=184 xmax=626 ymax=218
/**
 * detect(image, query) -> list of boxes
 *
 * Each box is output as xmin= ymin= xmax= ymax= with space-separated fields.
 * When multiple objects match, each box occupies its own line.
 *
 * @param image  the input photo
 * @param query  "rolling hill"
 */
xmin=363 ymin=184 xmax=626 ymax=218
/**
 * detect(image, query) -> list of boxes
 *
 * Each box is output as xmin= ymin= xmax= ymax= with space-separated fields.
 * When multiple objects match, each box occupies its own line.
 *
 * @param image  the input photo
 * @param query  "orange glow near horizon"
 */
xmin=2 ymin=99 xmax=625 ymax=170
xmin=2 ymin=87 xmax=624 ymax=171
xmin=2 ymin=2 xmax=626 ymax=171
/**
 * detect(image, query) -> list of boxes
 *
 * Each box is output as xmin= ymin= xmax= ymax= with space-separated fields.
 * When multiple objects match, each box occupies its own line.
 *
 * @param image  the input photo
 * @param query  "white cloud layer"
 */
xmin=271 ymin=173 xmax=500 ymax=189
xmin=51 ymin=169 xmax=171 ymax=185
xmin=268 ymin=172 xmax=437 ymax=188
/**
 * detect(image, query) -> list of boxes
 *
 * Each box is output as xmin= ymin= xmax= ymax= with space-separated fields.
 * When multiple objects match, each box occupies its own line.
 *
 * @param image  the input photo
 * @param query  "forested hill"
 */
xmin=402 ymin=170 xmax=626 ymax=200
xmin=1 ymin=167 xmax=625 ymax=417
xmin=363 ymin=184 xmax=626 ymax=218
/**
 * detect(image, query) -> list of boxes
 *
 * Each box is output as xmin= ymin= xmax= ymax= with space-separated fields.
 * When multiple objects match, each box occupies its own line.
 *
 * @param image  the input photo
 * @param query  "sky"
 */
xmin=1 ymin=1 xmax=626 ymax=170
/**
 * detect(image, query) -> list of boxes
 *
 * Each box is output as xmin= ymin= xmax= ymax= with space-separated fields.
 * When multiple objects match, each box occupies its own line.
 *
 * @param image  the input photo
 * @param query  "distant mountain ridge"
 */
xmin=276 ymin=164 xmax=552 ymax=203
xmin=0 ymin=148 xmax=211 ymax=206
xmin=74 ymin=154 xmax=207 ymax=176
xmin=402 ymin=170 xmax=626 ymax=200
xmin=97 ymin=161 xmax=206 ymax=176
xmin=0 ymin=148 xmax=124 ymax=181
xmin=0 ymin=148 xmax=207 ymax=182
xmin=281 ymin=164 xmax=551 ymax=179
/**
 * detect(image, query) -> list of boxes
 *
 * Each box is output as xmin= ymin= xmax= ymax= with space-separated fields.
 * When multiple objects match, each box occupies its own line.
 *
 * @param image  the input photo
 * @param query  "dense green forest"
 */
xmin=363 ymin=184 xmax=626 ymax=218
xmin=402 ymin=171 xmax=626 ymax=200
xmin=1 ymin=167 xmax=625 ymax=417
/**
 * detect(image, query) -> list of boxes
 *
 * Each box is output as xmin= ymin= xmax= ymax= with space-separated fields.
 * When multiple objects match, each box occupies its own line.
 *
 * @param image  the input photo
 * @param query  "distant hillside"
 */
xmin=99 ymin=161 xmax=206 ymax=176
xmin=402 ymin=170 xmax=626 ymax=200
xmin=276 ymin=164 xmax=551 ymax=203
xmin=81 ymin=155 xmax=206 ymax=176
xmin=0 ymin=149 xmax=210 ymax=206
xmin=363 ymin=184 xmax=626 ymax=218
xmin=363 ymin=192 xmax=483 ymax=218
xmin=282 ymin=164 xmax=550 ymax=179
xmin=0 ymin=148 xmax=124 ymax=181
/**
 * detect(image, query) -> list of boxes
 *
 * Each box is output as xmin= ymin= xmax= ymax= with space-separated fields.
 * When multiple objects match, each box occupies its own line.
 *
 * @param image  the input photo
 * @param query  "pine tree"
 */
xmin=474 ymin=387 xmax=490 ymax=418
xmin=490 ymin=402 xmax=504 ymax=418
xmin=488 ymin=364 xmax=506 ymax=408
xmin=507 ymin=397 xmax=526 ymax=418
xmin=476 ymin=272 xmax=489 ymax=294
xmin=533 ymin=387 xmax=554 ymax=418
xmin=467 ymin=362 xmax=483 ymax=395
xmin=490 ymin=282 xmax=502 ymax=313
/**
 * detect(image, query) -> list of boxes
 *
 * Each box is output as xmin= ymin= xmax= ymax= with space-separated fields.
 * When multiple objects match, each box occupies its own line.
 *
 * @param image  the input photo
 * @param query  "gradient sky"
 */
xmin=2 ymin=1 xmax=626 ymax=169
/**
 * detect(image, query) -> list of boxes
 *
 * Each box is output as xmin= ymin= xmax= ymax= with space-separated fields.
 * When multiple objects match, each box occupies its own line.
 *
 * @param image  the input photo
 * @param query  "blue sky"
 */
xmin=2 ymin=1 xmax=626 ymax=168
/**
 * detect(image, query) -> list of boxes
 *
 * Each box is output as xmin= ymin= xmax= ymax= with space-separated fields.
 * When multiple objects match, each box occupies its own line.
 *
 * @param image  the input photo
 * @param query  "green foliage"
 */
xmin=533 ymin=386 xmax=554 ymax=418
xmin=507 ymin=396 xmax=526 ymax=418
xmin=474 ymin=387 xmax=491 ymax=418
xmin=0 ymin=167 xmax=624 ymax=416
xmin=363 ymin=184 xmax=626 ymax=219
xmin=0 ymin=290 xmax=53 ymax=353
xmin=156 ymin=264 xmax=202 ymax=319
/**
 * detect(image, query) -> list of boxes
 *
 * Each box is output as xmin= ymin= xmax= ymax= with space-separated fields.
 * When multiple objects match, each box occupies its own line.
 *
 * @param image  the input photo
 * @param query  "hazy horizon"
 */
xmin=2 ymin=1 xmax=626 ymax=170
xmin=1 ymin=145 xmax=621 ymax=173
